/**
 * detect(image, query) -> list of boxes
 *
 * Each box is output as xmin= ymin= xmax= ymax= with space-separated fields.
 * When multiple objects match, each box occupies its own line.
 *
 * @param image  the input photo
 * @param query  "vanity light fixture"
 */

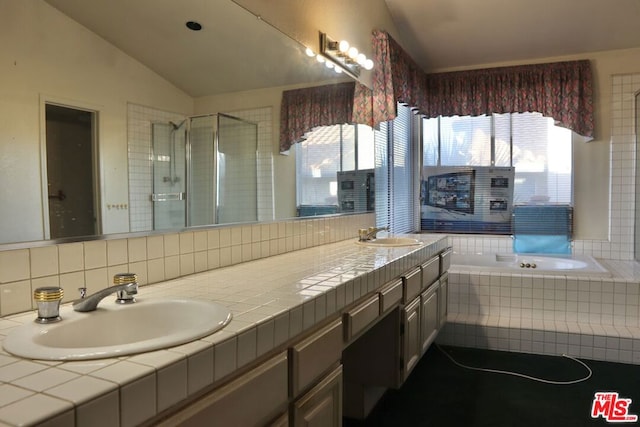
xmin=317 ymin=32 xmax=374 ymax=79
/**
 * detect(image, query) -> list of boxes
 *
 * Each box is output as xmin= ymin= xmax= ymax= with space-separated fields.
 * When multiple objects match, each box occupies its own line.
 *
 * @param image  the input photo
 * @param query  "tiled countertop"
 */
xmin=0 ymin=234 xmax=448 ymax=427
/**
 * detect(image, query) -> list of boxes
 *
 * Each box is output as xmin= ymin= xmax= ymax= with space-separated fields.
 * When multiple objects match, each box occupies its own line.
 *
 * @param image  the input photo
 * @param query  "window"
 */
xmin=376 ymin=104 xmax=420 ymax=233
xmin=295 ymin=124 xmax=374 ymax=216
xmin=422 ymin=112 xmax=572 ymax=233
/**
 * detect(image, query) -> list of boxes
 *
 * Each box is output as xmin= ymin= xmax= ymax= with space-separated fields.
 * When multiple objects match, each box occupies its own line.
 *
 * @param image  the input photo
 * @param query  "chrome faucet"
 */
xmin=358 ymin=226 xmax=389 ymax=242
xmin=73 ymin=273 xmax=138 ymax=312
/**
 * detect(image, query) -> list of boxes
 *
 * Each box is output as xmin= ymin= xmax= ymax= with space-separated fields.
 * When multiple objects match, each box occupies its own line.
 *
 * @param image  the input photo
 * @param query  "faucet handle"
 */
xmin=113 ymin=273 xmax=137 ymax=286
xmin=114 ymin=273 xmax=138 ymax=304
xmin=34 ymin=287 xmax=64 ymax=323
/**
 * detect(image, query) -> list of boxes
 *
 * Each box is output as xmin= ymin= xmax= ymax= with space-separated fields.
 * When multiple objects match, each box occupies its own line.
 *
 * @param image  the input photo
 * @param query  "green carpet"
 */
xmin=345 ymin=345 xmax=640 ymax=427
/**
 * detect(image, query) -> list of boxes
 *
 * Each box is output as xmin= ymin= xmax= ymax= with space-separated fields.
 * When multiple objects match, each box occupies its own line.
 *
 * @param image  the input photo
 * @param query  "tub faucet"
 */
xmin=73 ymin=273 xmax=138 ymax=312
xmin=358 ymin=226 xmax=389 ymax=242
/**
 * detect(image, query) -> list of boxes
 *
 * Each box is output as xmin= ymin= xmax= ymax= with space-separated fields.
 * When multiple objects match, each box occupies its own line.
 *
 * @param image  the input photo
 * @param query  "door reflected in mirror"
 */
xmin=45 ymin=104 xmax=98 ymax=239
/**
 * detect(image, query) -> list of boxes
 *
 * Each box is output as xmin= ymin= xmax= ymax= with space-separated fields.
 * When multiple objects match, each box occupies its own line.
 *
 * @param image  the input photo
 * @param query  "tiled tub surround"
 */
xmin=0 ymin=213 xmax=374 ymax=318
xmin=437 ymin=259 xmax=640 ymax=365
xmin=0 ymin=233 xmax=448 ymax=426
xmin=437 ymin=71 xmax=640 ymax=365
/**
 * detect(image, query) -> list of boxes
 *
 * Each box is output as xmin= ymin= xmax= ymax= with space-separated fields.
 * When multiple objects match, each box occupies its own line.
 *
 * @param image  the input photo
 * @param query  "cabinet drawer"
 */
xmin=344 ymin=294 xmax=380 ymax=341
xmin=403 ymin=267 xmax=422 ymax=302
xmin=160 ymin=352 xmax=288 ymax=427
xmin=379 ymin=279 xmax=403 ymax=313
xmin=291 ymin=320 xmax=343 ymax=396
xmin=440 ymin=249 xmax=452 ymax=273
xmin=421 ymin=256 xmax=439 ymax=290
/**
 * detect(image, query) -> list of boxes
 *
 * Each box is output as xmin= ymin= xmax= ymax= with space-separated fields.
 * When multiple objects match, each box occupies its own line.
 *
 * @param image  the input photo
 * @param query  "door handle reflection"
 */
xmin=48 ymin=190 xmax=66 ymax=201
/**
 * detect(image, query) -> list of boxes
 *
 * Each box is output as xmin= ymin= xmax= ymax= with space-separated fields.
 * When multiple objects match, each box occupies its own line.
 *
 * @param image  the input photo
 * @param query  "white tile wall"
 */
xmin=0 ymin=213 xmax=375 ymax=317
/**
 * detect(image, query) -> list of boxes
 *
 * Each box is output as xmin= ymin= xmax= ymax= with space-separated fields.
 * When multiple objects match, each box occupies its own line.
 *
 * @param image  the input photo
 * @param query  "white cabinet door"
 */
xmin=293 ymin=365 xmax=343 ymax=427
xmin=421 ymin=283 xmax=439 ymax=355
xmin=402 ymin=297 xmax=421 ymax=381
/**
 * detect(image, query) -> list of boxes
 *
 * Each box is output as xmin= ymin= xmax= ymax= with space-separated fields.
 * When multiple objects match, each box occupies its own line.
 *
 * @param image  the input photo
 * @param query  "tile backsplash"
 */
xmin=0 ymin=213 xmax=375 ymax=317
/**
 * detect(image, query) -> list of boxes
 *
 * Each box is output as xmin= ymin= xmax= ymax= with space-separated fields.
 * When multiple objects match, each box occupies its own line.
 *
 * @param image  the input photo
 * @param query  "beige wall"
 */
xmin=0 ymin=0 xmax=193 ymax=243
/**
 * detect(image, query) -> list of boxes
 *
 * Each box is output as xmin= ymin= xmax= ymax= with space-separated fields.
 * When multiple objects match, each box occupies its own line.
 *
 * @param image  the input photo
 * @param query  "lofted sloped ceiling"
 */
xmin=384 ymin=0 xmax=640 ymax=72
xmin=43 ymin=0 xmax=640 ymax=97
xmin=43 ymin=0 xmax=344 ymax=97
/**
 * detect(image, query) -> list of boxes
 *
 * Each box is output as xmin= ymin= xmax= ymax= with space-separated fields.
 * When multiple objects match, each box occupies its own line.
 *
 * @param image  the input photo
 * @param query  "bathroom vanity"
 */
xmin=0 ymin=234 xmax=450 ymax=426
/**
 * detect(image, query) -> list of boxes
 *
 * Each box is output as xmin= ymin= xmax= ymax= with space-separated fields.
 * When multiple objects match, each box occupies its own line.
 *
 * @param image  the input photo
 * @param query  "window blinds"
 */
xmin=376 ymin=104 xmax=419 ymax=234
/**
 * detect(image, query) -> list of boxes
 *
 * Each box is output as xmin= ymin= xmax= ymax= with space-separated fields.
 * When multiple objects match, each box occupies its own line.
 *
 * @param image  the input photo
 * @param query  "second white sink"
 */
xmin=357 ymin=237 xmax=423 ymax=247
xmin=3 ymin=298 xmax=232 ymax=360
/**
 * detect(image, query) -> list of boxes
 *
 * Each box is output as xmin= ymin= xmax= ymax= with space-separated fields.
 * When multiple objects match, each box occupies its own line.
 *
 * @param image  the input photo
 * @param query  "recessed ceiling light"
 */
xmin=186 ymin=21 xmax=202 ymax=31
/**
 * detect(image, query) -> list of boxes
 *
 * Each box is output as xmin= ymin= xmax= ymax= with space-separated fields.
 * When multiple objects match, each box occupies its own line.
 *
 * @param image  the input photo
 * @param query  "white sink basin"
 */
xmin=357 ymin=237 xmax=423 ymax=247
xmin=3 ymin=298 xmax=232 ymax=361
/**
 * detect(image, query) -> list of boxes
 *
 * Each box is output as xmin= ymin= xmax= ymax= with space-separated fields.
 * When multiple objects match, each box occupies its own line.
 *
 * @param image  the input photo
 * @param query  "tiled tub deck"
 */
xmin=437 ymin=259 xmax=640 ymax=364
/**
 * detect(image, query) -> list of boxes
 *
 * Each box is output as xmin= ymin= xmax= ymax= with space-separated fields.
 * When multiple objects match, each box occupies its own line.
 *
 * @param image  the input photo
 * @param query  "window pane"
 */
xmin=512 ymin=113 xmax=572 ymax=204
xmin=440 ymin=115 xmax=492 ymax=166
xmin=422 ymin=117 xmax=439 ymax=166
xmin=295 ymin=125 xmax=341 ymax=207
xmin=357 ymin=124 xmax=375 ymax=170
xmin=342 ymin=124 xmax=355 ymax=171
xmin=494 ymin=113 xmax=511 ymax=167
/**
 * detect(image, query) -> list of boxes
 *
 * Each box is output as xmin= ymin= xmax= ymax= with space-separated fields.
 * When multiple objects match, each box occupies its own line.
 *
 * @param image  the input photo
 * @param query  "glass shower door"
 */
xmin=152 ymin=121 xmax=186 ymax=230
xmin=189 ymin=115 xmax=216 ymax=227
xmin=217 ymin=113 xmax=258 ymax=224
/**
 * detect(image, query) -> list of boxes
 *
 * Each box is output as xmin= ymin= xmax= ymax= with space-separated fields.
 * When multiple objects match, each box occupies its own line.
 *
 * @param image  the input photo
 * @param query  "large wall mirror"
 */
xmin=0 ymin=0 xmax=374 ymax=247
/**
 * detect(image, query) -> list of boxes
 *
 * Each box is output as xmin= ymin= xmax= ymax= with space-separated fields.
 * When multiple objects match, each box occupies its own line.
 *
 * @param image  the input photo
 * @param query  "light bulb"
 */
xmin=348 ymin=47 xmax=358 ymax=59
xmin=316 ymin=54 xmax=325 ymax=63
xmin=338 ymin=40 xmax=349 ymax=53
xmin=305 ymin=48 xmax=315 ymax=57
xmin=334 ymin=67 xmax=343 ymax=74
xmin=364 ymin=59 xmax=374 ymax=70
xmin=325 ymin=61 xmax=334 ymax=69
xmin=357 ymin=53 xmax=367 ymax=66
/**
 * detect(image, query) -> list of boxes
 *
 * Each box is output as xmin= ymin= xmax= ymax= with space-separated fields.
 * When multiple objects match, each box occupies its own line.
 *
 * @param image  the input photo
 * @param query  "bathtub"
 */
xmin=450 ymin=253 xmax=610 ymax=277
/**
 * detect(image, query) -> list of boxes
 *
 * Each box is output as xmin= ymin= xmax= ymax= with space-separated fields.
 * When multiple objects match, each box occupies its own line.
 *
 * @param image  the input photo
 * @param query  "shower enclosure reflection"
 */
xmin=151 ymin=120 xmax=186 ymax=230
xmin=145 ymin=113 xmax=258 ymax=231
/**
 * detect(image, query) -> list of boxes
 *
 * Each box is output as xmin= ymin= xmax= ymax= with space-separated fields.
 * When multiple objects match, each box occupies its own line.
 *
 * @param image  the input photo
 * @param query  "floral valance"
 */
xmin=372 ymin=30 xmax=595 ymax=140
xmin=279 ymin=81 xmax=374 ymax=153
xmin=372 ymin=29 xmax=428 ymax=127
xmin=280 ymin=82 xmax=355 ymax=153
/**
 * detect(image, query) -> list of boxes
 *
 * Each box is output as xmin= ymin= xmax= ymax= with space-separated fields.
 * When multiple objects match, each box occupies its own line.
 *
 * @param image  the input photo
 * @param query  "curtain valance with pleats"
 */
xmin=279 ymin=82 xmax=355 ymax=153
xmin=372 ymin=30 xmax=594 ymax=140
